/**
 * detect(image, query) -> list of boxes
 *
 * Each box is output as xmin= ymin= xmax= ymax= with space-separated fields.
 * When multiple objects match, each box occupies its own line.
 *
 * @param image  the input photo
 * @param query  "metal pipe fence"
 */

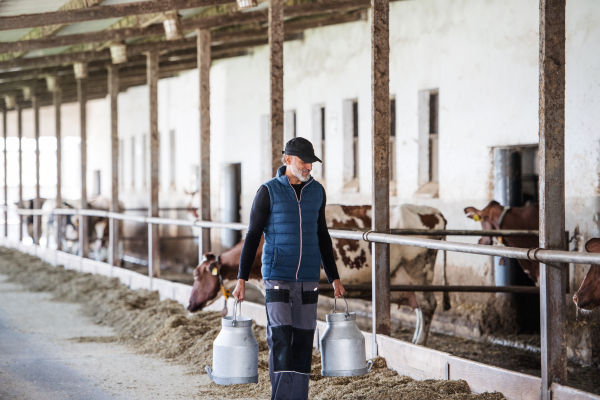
xmin=12 ymin=207 xmax=600 ymax=266
xmin=319 ymin=284 xmax=540 ymax=294
xmin=389 ymin=229 xmax=538 ymax=237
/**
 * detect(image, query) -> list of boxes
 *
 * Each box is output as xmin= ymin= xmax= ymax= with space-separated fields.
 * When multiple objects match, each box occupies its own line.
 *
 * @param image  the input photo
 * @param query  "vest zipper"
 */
xmin=287 ymin=178 xmax=313 ymax=281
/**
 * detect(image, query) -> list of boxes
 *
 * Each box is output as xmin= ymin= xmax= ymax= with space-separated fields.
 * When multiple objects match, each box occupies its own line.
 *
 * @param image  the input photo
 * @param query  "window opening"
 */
xmin=169 ymin=130 xmax=176 ymax=188
xmin=352 ymin=100 xmax=358 ymax=179
xmin=429 ymin=92 xmax=439 ymax=183
xmin=94 ymin=170 xmax=101 ymax=196
xmin=390 ymin=98 xmax=396 ymax=182
xmin=142 ymin=134 xmax=147 ymax=187
xmin=119 ymin=139 xmax=124 ymax=191
xmin=416 ymin=90 xmax=439 ymax=197
xmin=321 ymin=107 xmax=326 ymax=178
xmin=131 ymin=136 xmax=135 ymax=188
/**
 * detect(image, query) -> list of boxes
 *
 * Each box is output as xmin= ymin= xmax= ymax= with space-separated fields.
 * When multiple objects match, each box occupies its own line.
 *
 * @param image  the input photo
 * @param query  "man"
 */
xmin=232 ymin=137 xmax=345 ymax=400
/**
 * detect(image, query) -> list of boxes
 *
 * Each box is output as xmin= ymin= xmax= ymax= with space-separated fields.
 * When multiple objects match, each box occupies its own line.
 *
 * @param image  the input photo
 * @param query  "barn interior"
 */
xmin=0 ymin=0 xmax=599 ymax=398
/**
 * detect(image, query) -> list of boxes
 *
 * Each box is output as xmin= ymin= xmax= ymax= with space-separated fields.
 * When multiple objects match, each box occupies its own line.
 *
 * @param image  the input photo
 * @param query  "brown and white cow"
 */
xmin=188 ymin=236 xmax=264 ymax=312
xmin=325 ymin=204 xmax=446 ymax=345
xmin=464 ymin=201 xmax=540 ymax=284
xmin=189 ymin=204 xmax=446 ymax=346
xmin=573 ymin=238 xmax=600 ymax=312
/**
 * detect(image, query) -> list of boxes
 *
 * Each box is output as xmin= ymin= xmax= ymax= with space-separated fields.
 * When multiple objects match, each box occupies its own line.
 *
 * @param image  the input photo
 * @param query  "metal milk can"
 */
xmin=206 ymin=300 xmax=259 ymax=385
xmin=320 ymin=297 xmax=373 ymax=377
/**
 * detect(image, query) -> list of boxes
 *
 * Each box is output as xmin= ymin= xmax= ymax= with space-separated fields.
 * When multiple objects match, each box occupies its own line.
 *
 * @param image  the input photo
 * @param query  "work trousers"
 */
xmin=265 ymin=280 xmax=319 ymax=400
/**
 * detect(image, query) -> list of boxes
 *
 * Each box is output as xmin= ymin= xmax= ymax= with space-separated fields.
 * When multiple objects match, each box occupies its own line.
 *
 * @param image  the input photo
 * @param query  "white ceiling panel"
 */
xmin=22 ymin=46 xmax=73 ymax=58
xmin=101 ymin=0 xmax=151 ymax=6
xmin=0 ymin=0 xmax=71 ymax=17
xmin=57 ymin=18 xmax=122 ymax=36
xmin=0 ymin=28 xmax=33 ymax=43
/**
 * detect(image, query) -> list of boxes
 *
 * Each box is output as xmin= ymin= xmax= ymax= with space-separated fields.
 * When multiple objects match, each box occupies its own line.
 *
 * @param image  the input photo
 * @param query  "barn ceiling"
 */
xmin=0 ymin=0 xmax=374 ymax=108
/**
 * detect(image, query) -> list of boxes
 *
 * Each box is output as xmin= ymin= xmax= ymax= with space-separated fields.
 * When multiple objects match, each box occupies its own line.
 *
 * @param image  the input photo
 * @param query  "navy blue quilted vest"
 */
xmin=261 ymin=165 xmax=323 ymax=282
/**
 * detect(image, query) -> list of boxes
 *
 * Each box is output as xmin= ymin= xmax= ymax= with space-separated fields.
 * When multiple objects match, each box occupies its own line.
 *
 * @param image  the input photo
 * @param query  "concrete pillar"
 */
xmin=221 ymin=163 xmax=241 ymax=249
xmin=2 ymin=108 xmax=7 ymax=238
xmin=32 ymin=93 xmax=41 ymax=244
xmin=54 ymin=89 xmax=62 ymax=251
xmin=494 ymin=148 xmax=523 ymax=287
xmin=197 ymin=28 xmax=211 ymax=256
xmin=17 ymin=104 xmax=23 ymax=242
xmin=370 ymin=0 xmax=391 ymax=352
xmin=538 ymin=0 xmax=567 ymax=397
xmin=108 ymin=65 xmax=119 ymax=267
xmin=147 ymin=51 xmax=160 ymax=278
xmin=269 ymin=0 xmax=284 ymax=178
xmin=78 ymin=79 xmax=88 ymax=258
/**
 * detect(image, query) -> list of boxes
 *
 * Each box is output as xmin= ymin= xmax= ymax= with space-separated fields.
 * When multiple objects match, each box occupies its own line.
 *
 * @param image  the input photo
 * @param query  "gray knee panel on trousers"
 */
xmin=265 ymin=280 xmax=318 ymax=400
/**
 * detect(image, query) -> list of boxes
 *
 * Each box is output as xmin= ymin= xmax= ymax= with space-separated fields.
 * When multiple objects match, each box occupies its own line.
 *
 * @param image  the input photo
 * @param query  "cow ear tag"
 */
xmin=473 ymin=214 xmax=481 ymax=222
xmin=211 ymin=266 xmax=218 ymax=276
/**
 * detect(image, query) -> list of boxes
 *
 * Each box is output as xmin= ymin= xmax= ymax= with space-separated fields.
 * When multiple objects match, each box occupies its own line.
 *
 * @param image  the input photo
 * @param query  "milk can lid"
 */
xmin=325 ymin=312 xmax=356 ymax=322
xmin=222 ymin=315 xmax=253 ymax=327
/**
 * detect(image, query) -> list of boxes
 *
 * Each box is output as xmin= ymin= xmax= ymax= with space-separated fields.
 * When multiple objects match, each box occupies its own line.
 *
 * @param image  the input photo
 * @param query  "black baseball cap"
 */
xmin=282 ymin=137 xmax=322 ymax=163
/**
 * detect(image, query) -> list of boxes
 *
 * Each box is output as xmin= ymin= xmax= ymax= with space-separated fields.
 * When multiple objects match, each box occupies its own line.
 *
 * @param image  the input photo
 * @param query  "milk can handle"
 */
xmin=232 ymin=298 xmax=242 ymax=326
xmin=333 ymin=295 xmax=349 ymax=317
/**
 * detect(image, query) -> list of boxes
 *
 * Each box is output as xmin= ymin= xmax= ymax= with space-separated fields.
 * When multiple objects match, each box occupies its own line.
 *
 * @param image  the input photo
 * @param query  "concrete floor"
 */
xmin=0 ymin=275 xmax=231 ymax=400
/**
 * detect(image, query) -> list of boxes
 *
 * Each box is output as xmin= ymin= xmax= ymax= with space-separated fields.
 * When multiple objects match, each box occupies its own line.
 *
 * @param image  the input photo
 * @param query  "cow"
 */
xmin=82 ymin=196 xmax=125 ymax=263
xmin=464 ymin=201 xmax=540 ymax=284
xmin=19 ymin=198 xmax=47 ymax=240
xmin=573 ymin=238 xmax=600 ymax=312
xmin=189 ymin=204 xmax=446 ymax=346
xmin=36 ymin=196 xmax=124 ymax=263
xmin=188 ymin=236 xmax=265 ymax=313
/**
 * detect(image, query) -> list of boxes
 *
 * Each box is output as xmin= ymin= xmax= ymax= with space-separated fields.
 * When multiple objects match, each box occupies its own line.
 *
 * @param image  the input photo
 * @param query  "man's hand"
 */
xmin=332 ymin=279 xmax=345 ymax=299
xmin=232 ymin=279 xmax=246 ymax=302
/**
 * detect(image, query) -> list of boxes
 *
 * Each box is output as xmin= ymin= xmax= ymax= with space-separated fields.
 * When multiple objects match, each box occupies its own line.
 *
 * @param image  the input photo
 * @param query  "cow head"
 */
xmin=573 ymin=238 xmax=600 ymax=312
xmin=464 ymin=201 xmax=504 ymax=245
xmin=187 ymin=252 xmax=222 ymax=312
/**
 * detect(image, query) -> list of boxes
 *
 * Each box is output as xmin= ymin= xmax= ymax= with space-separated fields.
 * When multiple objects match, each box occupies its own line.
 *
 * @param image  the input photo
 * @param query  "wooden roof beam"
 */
xmin=0 ymin=8 xmax=366 ymax=71
xmin=0 ymin=38 xmax=197 ymax=70
xmin=1 ymin=0 xmax=110 ymax=62
xmin=0 ymin=0 xmax=234 ymax=32
xmin=0 ymin=0 xmax=371 ymax=54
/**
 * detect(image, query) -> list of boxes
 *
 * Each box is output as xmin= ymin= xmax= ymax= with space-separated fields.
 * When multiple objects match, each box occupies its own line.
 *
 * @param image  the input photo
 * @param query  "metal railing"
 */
xmin=319 ymin=284 xmax=540 ymax=294
xmin=12 ymin=207 xmax=600 ymax=266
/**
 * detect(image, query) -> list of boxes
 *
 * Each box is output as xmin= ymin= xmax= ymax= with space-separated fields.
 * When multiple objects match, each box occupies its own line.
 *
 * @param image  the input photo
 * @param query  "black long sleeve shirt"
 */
xmin=238 ymin=182 xmax=340 ymax=283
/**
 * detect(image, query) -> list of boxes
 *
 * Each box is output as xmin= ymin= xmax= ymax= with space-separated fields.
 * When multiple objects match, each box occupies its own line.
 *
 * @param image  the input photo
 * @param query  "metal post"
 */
xmin=147 ymin=51 xmax=160 ymax=277
xmin=371 ymin=0 xmax=391 ymax=354
xmin=2 ymin=107 xmax=7 ymax=238
xmin=197 ymin=28 xmax=211 ymax=256
xmin=269 ymin=0 xmax=284 ymax=178
xmin=54 ymin=89 xmax=62 ymax=251
xmin=539 ymin=0 xmax=567 ymax=397
xmin=78 ymin=79 xmax=88 ymax=258
xmin=108 ymin=65 xmax=119 ymax=267
xmin=17 ymin=104 xmax=23 ymax=242
xmin=32 ymin=93 xmax=41 ymax=244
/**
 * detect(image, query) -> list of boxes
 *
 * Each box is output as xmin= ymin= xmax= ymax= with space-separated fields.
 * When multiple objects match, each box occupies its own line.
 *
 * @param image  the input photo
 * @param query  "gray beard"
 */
xmin=289 ymin=163 xmax=310 ymax=182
